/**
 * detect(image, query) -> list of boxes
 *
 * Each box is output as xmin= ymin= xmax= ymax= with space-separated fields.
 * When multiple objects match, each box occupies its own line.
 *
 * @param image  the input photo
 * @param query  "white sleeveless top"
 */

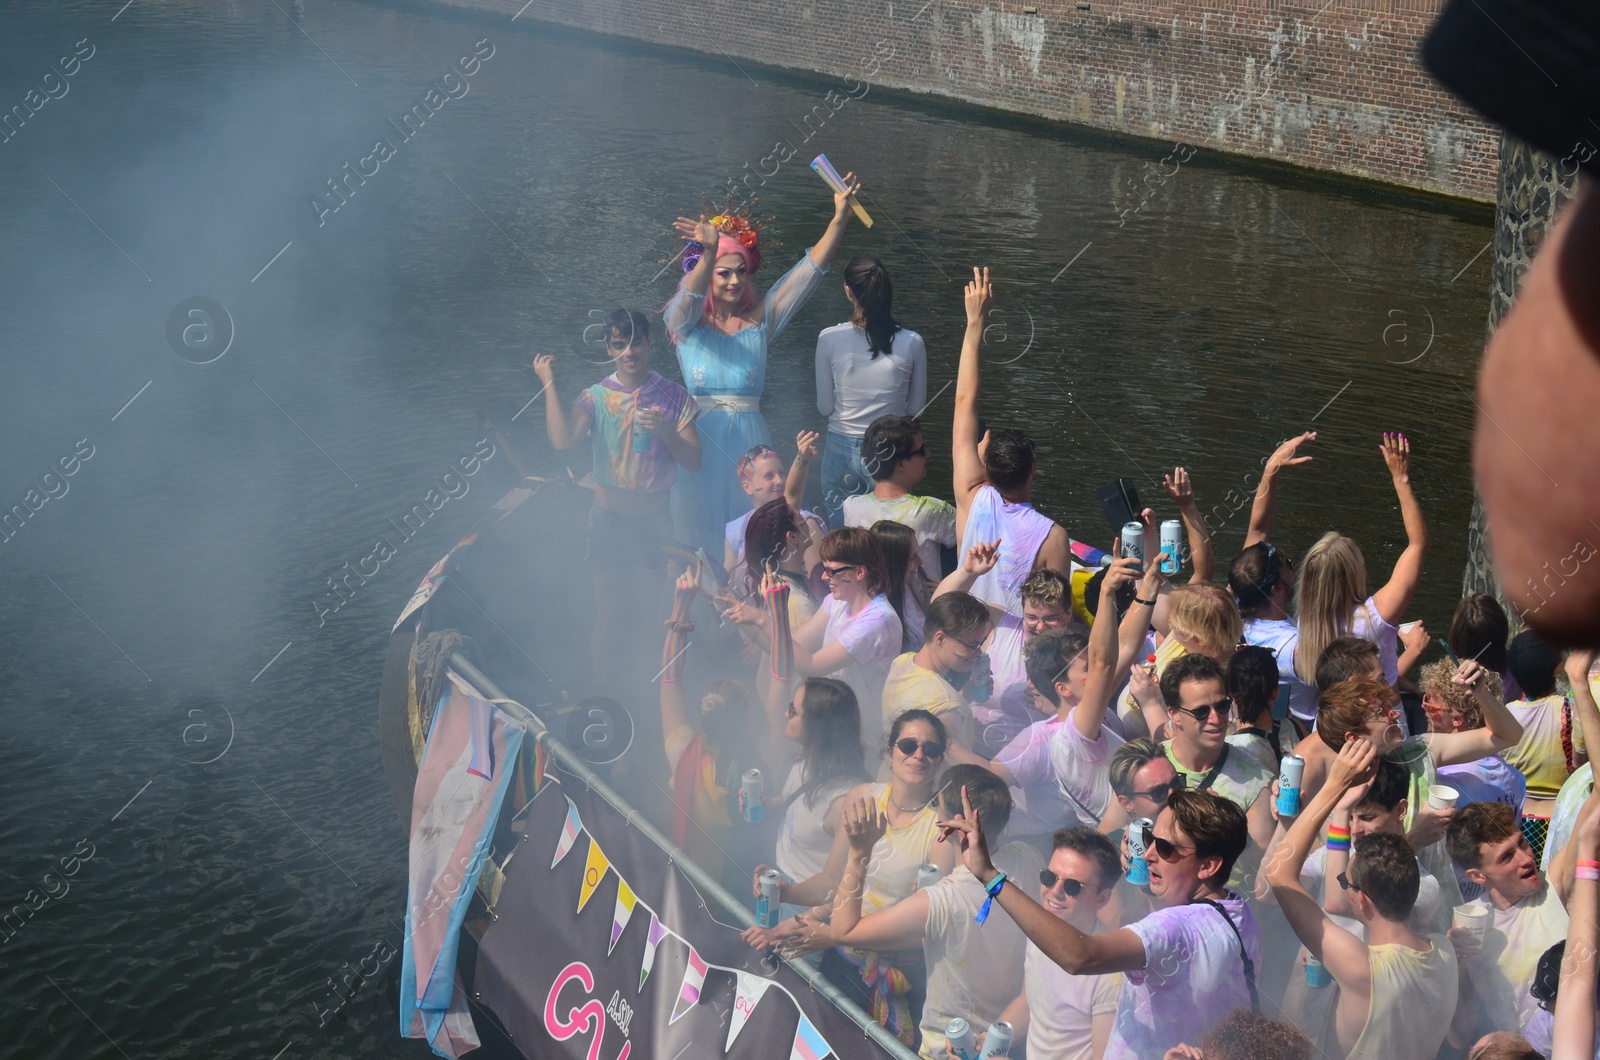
xmin=1346 ymin=935 xmax=1457 ymax=1059
xmin=862 ymin=783 xmax=940 ymax=914
xmin=775 ymin=764 xmax=855 ymax=882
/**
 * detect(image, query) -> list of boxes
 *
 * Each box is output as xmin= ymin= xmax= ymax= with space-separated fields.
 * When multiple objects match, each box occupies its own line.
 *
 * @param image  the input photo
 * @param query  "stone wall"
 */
xmin=449 ymin=0 xmax=1498 ymax=201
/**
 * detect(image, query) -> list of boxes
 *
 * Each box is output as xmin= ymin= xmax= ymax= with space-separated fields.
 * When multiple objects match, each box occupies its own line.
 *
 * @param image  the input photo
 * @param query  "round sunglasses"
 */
xmin=894 ymin=738 xmax=946 ymax=759
xmin=1038 ymin=869 xmax=1089 ymax=896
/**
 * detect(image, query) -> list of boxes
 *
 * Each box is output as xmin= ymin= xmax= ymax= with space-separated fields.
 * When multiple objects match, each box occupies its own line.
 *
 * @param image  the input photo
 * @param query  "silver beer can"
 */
xmin=740 ymin=769 xmax=764 ymax=823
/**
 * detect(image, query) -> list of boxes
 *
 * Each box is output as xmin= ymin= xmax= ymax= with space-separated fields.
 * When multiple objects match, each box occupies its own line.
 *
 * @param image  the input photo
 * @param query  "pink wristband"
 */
xmin=1577 ymin=866 xmax=1600 ymax=882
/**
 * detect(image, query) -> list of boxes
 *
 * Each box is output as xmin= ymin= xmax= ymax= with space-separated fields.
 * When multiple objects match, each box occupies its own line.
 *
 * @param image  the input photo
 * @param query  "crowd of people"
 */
xmin=528 ymin=162 xmax=1600 ymax=1059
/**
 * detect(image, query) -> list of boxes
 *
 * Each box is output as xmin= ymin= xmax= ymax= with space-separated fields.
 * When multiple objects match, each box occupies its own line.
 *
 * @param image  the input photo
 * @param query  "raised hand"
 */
xmin=935 ymin=784 xmax=996 ymax=881
xmin=965 ymin=267 xmax=993 ymax=327
xmin=676 ymin=564 xmax=701 ymax=597
xmin=1128 ymin=658 xmax=1160 ymax=705
xmin=963 ymin=539 xmax=1002 ymax=577
xmin=841 ymin=796 xmax=887 ymax=857
xmin=532 ymin=354 xmax=556 ymax=385
xmin=1380 ymin=431 xmax=1411 ymax=480
xmin=1102 ymin=555 xmax=1142 ymax=593
xmin=1452 ymin=657 xmax=1487 ymax=694
xmin=831 ymin=171 xmax=863 ymax=219
xmin=1266 ymin=431 xmax=1317 ymax=473
xmin=1162 ymin=467 xmax=1196 ymax=508
xmin=1326 ymin=733 xmax=1378 ymax=793
xmin=674 ymin=215 xmax=721 ymax=249
xmin=796 ymin=430 xmax=821 ymax=462
xmin=1399 ymin=619 xmax=1430 ymax=655
xmin=1565 ymin=648 xmax=1598 ymax=687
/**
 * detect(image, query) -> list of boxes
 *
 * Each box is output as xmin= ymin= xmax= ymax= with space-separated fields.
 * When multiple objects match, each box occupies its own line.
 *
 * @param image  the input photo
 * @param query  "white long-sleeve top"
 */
xmin=814 ymin=322 xmax=926 ymax=436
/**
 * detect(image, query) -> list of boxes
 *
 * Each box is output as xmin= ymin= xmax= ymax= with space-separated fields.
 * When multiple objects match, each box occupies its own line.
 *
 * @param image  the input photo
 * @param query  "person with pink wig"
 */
xmin=665 ymin=174 xmax=862 ymax=558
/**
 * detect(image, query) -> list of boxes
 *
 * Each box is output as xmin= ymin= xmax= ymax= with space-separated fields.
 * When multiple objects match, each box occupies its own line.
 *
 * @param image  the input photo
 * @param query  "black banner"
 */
xmin=474 ymin=775 xmax=901 ymax=1060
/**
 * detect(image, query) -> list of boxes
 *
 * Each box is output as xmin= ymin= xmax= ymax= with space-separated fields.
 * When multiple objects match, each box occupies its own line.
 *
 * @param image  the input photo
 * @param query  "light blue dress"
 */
xmin=664 ymin=248 xmax=829 ymax=556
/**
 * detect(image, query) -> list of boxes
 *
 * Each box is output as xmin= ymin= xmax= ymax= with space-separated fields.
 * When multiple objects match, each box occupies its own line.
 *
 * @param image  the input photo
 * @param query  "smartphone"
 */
xmin=1096 ymin=479 xmax=1142 ymax=537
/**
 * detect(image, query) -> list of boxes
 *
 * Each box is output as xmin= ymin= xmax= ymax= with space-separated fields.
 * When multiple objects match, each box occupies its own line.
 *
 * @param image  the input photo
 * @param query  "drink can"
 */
xmin=1305 ymin=953 xmax=1333 ymax=988
xmin=968 ymin=652 xmax=993 ymax=703
xmin=945 ymin=1018 xmax=977 ymax=1060
xmin=1126 ymin=818 xmax=1153 ymax=886
xmin=978 ymin=1019 xmax=1014 ymax=1058
xmin=1120 ymin=521 xmax=1145 ymax=564
xmin=1277 ymin=754 xmax=1304 ymax=818
xmin=631 ymin=397 xmax=652 ymax=452
xmin=1159 ymin=519 xmax=1182 ymax=574
xmin=756 ymin=869 xmax=781 ymax=928
xmin=916 ymin=863 xmax=942 ymax=892
xmin=740 ymin=769 xmax=764 ymax=823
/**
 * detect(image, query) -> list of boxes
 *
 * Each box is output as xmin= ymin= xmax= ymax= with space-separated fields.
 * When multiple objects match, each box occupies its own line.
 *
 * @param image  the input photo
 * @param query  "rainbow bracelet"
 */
xmin=1326 ymin=824 xmax=1351 ymax=853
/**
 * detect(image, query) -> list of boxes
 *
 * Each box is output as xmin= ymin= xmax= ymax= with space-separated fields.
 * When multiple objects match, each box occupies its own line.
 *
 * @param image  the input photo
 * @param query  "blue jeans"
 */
xmin=820 ymin=431 xmax=872 ymax=528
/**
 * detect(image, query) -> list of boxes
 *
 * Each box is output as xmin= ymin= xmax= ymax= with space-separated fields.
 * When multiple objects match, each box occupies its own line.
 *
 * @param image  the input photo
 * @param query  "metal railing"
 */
xmin=448 ymin=653 xmax=921 ymax=1060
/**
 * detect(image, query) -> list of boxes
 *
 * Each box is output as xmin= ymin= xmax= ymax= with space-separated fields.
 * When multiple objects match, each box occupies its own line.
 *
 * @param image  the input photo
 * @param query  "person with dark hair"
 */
xmin=1266 ymin=736 xmax=1460 ymax=1059
xmin=940 ymin=782 xmax=1259 ymax=1059
xmin=1503 ymin=631 xmax=1588 ymax=855
xmin=1166 ymin=1009 xmax=1315 ymax=1060
xmin=740 ymin=498 xmax=819 ymax=630
xmin=815 ymin=257 xmax=927 ymax=525
xmin=730 ymin=526 xmax=902 ymax=761
xmin=880 ymin=589 xmax=991 ymax=754
xmin=1446 ymin=797 xmax=1584 ymax=1038
xmin=1534 ymin=652 xmax=1600 ymax=876
xmin=949 ymin=268 xmax=1079 ymax=701
xmin=995 ymin=828 xmax=1124 ymax=1060
xmin=724 ymin=432 xmax=827 ymax=580
xmin=1451 ymin=593 xmax=1513 ymax=691
xmin=872 ymin=519 xmax=935 ymax=651
xmin=829 ymin=765 xmax=1044 ymax=1059
xmin=533 ymin=310 xmax=701 ymax=682
xmin=1156 ymin=653 xmax=1275 ymax=889
xmin=1226 ymin=644 xmax=1300 ymax=772
xmin=842 ymin=414 xmax=957 ymax=576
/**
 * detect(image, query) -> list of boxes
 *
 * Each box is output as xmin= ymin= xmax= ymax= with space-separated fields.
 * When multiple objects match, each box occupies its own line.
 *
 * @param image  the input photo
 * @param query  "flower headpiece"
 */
xmin=682 ymin=201 xmax=767 ymax=274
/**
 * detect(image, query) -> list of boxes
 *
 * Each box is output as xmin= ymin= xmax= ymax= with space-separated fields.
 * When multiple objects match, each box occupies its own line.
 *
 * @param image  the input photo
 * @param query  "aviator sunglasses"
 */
xmin=1138 ymin=824 xmax=1195 ymax=862
xmin=894 ymin=738 xmax=946 ymax=759
xmin=1038 ymin=869 xmax=1088 ymax=896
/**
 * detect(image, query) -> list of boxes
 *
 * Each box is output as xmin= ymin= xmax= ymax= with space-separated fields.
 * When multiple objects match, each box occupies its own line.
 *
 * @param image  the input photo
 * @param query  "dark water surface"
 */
xmin=0 ymin=1 xmax=1490 ymax=1056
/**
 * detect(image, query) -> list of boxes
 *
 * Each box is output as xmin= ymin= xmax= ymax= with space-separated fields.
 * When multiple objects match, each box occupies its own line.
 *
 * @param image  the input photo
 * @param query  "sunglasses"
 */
xmin=1127 ymin=778 xmax=1183 ymax=804
xmin=1139 ymin=824 xmax=1194 ymax=863
xmin=1365 ymin=703 xmax=1400 ymax=723
xmin=895 ymin=738 xmax=946 ymax=759
xmin=908 ymin=445 xmax=928 ymax=458
xmin=821 ymin=564 xmax=859 ymax=579
xmin=1336 ymin=871 xmax=1360 ymax=893
xmin=944 ymin=633 xmax=986 ymax=654
xmin=1038 ymin=869 xmax=1087 ymax=897
xmin=737 ymin=445 xmax=779 ymax=470
xmin=1172 ymin=697 xmax=1234 ymax=722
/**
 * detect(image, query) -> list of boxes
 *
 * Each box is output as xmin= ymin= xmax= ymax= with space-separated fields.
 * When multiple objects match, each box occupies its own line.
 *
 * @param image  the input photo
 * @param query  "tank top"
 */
xmin=1346 ymin=935 xmax=1458 ymax=1059
xmin=960 ymin=485 xmax=1056 ymax=692
xmin=775 ymin=765 xmax=856 ymax=882
xmin=862 ymin=783 xmax=940 ymax=914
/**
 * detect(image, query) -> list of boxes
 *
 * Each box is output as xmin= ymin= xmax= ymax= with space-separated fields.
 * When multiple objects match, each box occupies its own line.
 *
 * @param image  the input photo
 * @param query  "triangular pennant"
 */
xmin=788 ymin=1014 xmax=832 ymax=1060
xmin=551 ymin=797 xmax=582 ymax=868
xmin=608 ymin=879 xmax=637 ymax=955
xmin=577 ymin=836 xmax=610 ymax=913
xmin=669 ymin=947 xmax=708 ymax=1024
xmin=638 ymin=913 xmax=668 ymax=992
xmin=724 ymin=971 xmax=774 ymax=1051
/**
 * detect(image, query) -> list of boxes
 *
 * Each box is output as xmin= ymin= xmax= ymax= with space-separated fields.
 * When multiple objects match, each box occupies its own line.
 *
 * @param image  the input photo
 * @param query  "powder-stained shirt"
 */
xmin=574 ymin=371 xmax=697 ymax=493
xmin=841 ymin=492 xmax=957 ymax=576
xmin=1502 ymin=693 xmax=1585 ymax=800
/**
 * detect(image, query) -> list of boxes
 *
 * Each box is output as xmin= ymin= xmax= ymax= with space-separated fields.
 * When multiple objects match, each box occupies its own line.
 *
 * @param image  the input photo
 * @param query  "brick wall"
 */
xmin=449 ymin=0 xmax=1498 ymax=201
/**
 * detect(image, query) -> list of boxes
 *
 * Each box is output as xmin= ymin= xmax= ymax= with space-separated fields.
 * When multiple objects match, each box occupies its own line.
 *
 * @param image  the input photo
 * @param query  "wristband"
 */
xmin=976 ymin=870 xmax=1008 ymax=924
xmin=1134 ymin=596 xmax=1158 ymax=607
xmin=661 ymin=593 xmax=695 ymax=683
xmin=1578 ymin=867 xmax=1600 ymax=882
xmin=765 ymin=582 xmax=793 ymax=680
xmin=1326 ymin=824 xmax=1351 ymax=853
xmin=1578 ymin=860 xmax=1600 ymax=870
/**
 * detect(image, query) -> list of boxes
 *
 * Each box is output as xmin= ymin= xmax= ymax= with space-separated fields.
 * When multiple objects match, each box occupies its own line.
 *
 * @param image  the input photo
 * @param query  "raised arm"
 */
xmin=1569 ymin=651 xmax=1600 ymax=775
xmin=727 ymin=594 xmax=855 ymax=678
xmin=1554 ymin=790 xmax=1600 ymax=1060
xmin=807 ymin=172 xmax=861 ymax=273
xmin=953 ymin=268 xmax=993 ymax=537
xmin=1070 ymin=557 xmax=1141 ymax=741
xmin=1264 ymin=736 xmax=1376 ymax=997
xmin=532 ymin=355 xmax=588 ymax=451
xmin=1370 ymin=433 xmax=1428 ymax=624
xmin=830 ymin=798 xmax=933 ymax=950
xmin=787 ymin=432 xmax=819 ymax=513
xmin=659 ymin=569 xmax=700 ymax=769
xmin=1423 ymin=659 xmax=1523 ymax=767
xmin=1243 ymin=432 xmax=1316 ymax=549
xmin=1162 ymin=468 xmax=1214 ymax=584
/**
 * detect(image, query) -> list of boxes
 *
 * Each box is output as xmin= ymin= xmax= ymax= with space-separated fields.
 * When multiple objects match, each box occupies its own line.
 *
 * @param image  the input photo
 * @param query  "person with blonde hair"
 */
xmin=1291 ymin=434 xmax=1427 ymax=701
xmin=1120 ymin=581 xmax=1241 ymax=738
xmin=1424 ymin=658 xmax=1527 ymax=815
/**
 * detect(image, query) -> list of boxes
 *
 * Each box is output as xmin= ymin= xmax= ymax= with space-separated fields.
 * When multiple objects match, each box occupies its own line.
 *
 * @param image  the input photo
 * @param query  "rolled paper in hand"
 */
xmin=766 ymin=581 xmax=794 ymax=680
xmin=811 ymin=153 xmax=873 ymax=228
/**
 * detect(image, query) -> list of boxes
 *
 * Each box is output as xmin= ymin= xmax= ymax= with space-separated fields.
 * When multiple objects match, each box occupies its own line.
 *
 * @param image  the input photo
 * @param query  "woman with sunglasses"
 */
xmin=741 ymin=710 xmax=955 ymax=1044
xmin=940 ymin=782 xmax=1260 ymax=1060
xmin=729 ymin=527 xmax=901 ymax=763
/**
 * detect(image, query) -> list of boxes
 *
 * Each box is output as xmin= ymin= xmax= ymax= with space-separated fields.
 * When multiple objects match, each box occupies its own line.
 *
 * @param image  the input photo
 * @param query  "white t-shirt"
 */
xmin=1108 ymin=893 xmax=1261 ymax=1059
xmin=1542 ymin=762 xmax=1592 ymax=872
xmin=1469 ymin=880 xmax=1571 ymax=1034
xmin=841 ymin=492 xmax=957 ymax=577
xmin=1020 ymin=710 xmax=1122 ymax=834
xmin=1025 ymin=937 xmax=1122 ymax=1060
xmin=1350 ymin=594 xmax=1402 ymax=686
xmin=776 ymin=763 xmax=855 ymax=882
xmin=1300 ymin=844 xmax=1444 ymax=936
xmin=918 ymin=843 xmax=1044 ymax=1060
xmin=1438 ymin=755 xmax=1528 ymax=815
xmin=821 ymin=594 xmax=902 ymax=738
xmin=814 ymin=322 xmax=927 ymax=437
xmin=1242 ymin=616 xmax=1318 ymax=722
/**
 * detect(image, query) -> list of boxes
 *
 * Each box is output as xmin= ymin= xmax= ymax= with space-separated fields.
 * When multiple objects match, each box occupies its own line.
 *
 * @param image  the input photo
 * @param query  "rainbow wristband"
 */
xmin=766 ymin=583 xmax=793 ymax=680
xmin=1326 ymin=825 xmax=1351 ymax=852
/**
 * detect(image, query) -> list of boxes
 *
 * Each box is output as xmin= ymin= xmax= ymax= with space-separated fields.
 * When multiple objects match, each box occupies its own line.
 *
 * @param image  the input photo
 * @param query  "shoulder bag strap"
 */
xmin=1197 ymin=898 xmax=1259 ymax=1013
xmin=1196 ymin=743 xmax=1231 ymax=793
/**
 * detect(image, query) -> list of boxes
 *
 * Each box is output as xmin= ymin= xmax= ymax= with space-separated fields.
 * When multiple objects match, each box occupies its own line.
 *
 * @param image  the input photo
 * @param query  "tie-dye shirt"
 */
xmin=574 ymin=372 xmax=698 ymax=494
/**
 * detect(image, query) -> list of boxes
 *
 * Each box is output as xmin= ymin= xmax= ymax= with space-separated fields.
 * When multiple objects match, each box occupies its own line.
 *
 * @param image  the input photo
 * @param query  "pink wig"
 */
xmin=690 ymin=234 xmax=760 ymax=322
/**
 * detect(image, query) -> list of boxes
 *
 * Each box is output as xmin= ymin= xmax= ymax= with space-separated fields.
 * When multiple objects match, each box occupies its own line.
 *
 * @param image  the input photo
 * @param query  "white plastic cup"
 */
xmin=1452 ymin=902 xmax=1488 ymax=941
xmin=1428 ymin=785 xmax=1460 ymax=812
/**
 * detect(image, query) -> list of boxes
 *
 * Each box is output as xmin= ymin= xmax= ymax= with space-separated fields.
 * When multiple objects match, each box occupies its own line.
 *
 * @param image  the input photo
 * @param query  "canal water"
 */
xmin=0 ymin=0 xmax=1490 ymax=1056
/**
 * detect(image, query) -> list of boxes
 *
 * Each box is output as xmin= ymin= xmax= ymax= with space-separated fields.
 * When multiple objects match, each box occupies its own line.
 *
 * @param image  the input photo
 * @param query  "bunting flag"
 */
xmin=789 ymin=1014 xmax=833 ymax=1060
xmin=551 ymin=798 xmax=582 ymax=868
xmin=725 ymin=971 xmax=774 ymax=1051
xmin=669 ymin=948 xmax=708 ymax=1024
xmin=608 ymin=880 xmax=637 ymax=955
xmin=577 ymin=837 xmax=610 ymax=913
xmin=638 ymin=913 xmax=668 ymax=992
